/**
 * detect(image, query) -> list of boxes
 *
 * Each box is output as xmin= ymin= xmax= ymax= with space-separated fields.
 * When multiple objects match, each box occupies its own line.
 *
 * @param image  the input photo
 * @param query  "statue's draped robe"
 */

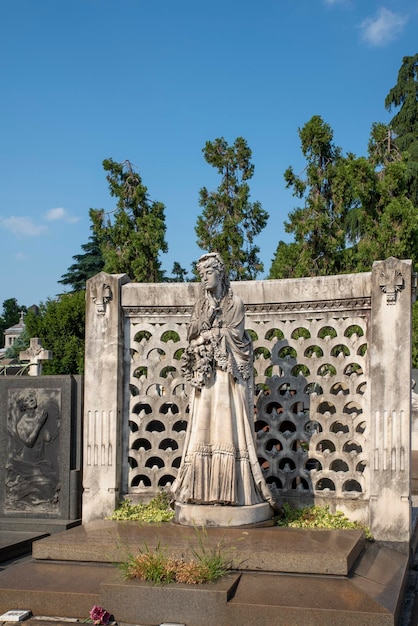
xmin=173 ymin=289 xmax=273 ymax=506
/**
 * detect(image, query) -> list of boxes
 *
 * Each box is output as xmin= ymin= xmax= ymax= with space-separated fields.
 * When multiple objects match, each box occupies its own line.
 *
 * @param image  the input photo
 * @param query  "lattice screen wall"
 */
xmin=125 ymin=303 xmax=370 ymax=511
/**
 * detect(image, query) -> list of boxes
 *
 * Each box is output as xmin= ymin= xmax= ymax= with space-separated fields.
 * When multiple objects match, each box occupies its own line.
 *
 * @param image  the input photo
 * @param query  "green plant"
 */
xmin=187 ymin=526 xmax=230 ymax=583
xmin=277 ymin=503 xmax=373 ymax=541
xmin=120 ymin=527 xmax=230 ymax=585
xmin=108 ymin=491 xmax=174 ymax=523
xmin=120 ymin=543 xmax=178 ymax=585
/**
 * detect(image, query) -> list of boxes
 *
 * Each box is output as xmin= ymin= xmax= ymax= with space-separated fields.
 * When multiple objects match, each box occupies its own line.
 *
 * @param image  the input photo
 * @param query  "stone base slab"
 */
xmin=99 ymin=546 xmax=408 ymax=626
xmin=174 ymin=501 xmax=274 ymax=527
xmin=0 ymin=524 xmax=409 ymax=625
xmin=33 ymin=520 xmax=365 ymax=575
xmin=100 ymin=573 xmax=240 ymax=626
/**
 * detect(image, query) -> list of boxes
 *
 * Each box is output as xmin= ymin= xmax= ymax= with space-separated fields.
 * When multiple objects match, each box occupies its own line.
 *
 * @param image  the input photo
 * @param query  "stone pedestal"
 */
xmin=174 ymin=502 xmax=274 ymax=527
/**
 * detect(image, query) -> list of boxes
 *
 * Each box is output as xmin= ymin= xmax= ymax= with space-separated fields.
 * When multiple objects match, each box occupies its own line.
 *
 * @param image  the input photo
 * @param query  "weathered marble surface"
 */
xmin=171 ymin=253 xmax=274 ymax=525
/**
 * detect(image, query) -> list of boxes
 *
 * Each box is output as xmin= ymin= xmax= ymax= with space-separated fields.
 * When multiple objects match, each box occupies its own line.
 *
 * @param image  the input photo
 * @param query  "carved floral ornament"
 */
xmin=91 ymin=283 xmax=112 ymax=315
xmin=379 ymin=268 xmax=405 ymax=305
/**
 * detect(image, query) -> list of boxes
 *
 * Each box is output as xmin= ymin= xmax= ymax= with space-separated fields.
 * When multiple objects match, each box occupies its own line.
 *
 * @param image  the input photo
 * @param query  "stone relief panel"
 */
xmin=126 ymin=309 xmax=369 ymax=506
xmin=6 ymin=388 xmax=61 ymax=513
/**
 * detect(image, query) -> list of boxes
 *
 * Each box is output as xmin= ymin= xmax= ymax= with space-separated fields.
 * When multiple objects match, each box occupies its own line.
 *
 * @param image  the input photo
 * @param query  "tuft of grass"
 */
xmin=120 ymin=543 xmax=177 ymax=585
xmin=120 ymin=527 xmax=230 ymax=585
xmin=277 ymin=503 xmax=373 ymax=541
xmin=187 ymin=526 xmax=230 ymax=583
xmin=108 ymin=491 xmax=174 ymax=523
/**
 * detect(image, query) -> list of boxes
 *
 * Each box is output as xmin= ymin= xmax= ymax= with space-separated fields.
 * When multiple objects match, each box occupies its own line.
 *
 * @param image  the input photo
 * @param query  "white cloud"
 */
xmin=324 ymin=0 xmax=346 ymax=5
xmin=0 ymin=216 xmax=47 ymax=237
xmin=15 ymin=252 xmax=27 ymax=261
xmin=359 ymin=7 xmax=407 ymax=46
xmin=44 ymin=207 xmax=80 ymax=223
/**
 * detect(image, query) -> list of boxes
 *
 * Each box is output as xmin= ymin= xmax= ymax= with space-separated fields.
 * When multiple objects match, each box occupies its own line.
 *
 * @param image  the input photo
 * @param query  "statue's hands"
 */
xmin=190 ymin=331 xmax=210 ymax=348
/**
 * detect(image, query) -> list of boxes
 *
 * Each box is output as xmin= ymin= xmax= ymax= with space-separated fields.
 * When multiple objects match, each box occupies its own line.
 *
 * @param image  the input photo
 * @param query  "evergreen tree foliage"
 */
xmin=269 ymin=116 xmax=418 ymax=279
xmin=90 ymin=159 xmax=168 ymax=283
xmin=385 ymin=54 xmax=418 ymax=206
xmin=195 ymin=137 xmax=268 ymax=280
xmin=59 ymin=227 xmax=104 ymax=292
xmin=170 ymin=261 xmax=188 ymax=282
xmin=345 ymin=122 xmax=418 ymax=271
xmin=270 ymin=116 xmax=350 ymax=278
xmin=24 ymin=292 xmax=85 ymax=374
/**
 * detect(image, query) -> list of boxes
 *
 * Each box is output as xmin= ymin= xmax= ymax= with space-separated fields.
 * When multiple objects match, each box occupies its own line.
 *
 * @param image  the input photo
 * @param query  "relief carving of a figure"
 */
xmin=6 ymin=389 xmax=60 ymax=511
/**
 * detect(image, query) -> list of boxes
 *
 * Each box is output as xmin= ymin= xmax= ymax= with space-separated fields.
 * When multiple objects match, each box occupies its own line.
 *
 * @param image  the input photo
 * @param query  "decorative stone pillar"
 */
xmin=82 ymin=272 xmax=130 ymax=523
xmin=370 ymin=257 xmax=412 ymax=545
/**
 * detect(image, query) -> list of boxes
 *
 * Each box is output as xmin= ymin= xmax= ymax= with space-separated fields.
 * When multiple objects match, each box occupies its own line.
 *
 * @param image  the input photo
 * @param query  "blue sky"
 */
xmin=1 ymin=0 xmax=417 ymax=307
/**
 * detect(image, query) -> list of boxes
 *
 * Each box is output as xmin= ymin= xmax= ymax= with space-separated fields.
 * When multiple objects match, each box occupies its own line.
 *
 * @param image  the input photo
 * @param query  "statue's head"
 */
xmin=16 ymin=390 xmax=37 ymax=412
xmin=197 ymin=253 xmax=230 ymax=297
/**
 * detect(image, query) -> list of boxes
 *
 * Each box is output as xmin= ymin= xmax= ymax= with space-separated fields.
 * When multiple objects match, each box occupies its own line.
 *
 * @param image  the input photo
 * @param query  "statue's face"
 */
xmin=19 ymin=392 xmax=37 ymax=411
xmin=201 ymin=264 xmax=220 ymax=292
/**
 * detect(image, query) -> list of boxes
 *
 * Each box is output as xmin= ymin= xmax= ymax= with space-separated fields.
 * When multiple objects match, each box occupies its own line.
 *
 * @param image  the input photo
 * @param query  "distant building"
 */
xmin=3 ymin=311 xmax=25 ymax=350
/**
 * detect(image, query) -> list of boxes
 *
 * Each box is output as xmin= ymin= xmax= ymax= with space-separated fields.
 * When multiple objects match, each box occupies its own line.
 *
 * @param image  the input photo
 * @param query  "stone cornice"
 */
xmin=122 ymin=296 xmax=371 ymax=318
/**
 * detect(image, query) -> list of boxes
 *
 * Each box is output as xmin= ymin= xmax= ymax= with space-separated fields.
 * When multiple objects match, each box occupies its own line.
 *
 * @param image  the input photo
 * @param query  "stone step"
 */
xmin=32 ymin=520 xmax=365 ymax=576
xmin=100 ymin=543 xmax=408 ymax=626
xmin=0 ymin=519 xmax=81 ymax=534
xmin=0 ymin=542 xmax=408 ymax=626
xmin=0 ymin=532 xmax=48 ymax=564
xmin=0 ymin=560 xmax=114 ymax=619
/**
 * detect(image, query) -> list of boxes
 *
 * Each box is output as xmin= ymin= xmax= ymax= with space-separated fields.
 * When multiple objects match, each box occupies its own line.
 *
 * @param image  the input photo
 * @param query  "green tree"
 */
xmin=24 ymin=292 xmax=85 ymax=374
xmin=170 ymin=261 xmax=188 ymax=282
xmin=269 ymin=116 xmax=418 ymax=279
xmin=195 ymin=137 xmax=268 ymax=280
xmin=269 ymin=116 xmax=350 ymax=278
xmin=385 ymin=54 xmax=418 ymax=207
xmin=90 ymin=159 xmax=167 ymax=282
xmin=346 ymin=122 xmax=418 ymax=271
xmin=0 ymin=298 xmax=26 ymax=349
xmin=59 ymin=228 xmax=104 ymax=292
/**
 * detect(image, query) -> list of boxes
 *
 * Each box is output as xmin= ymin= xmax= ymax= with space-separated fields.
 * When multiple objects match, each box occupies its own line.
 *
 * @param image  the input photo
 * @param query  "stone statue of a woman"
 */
xmin=173 ymin=252 xmax=274 ymax=526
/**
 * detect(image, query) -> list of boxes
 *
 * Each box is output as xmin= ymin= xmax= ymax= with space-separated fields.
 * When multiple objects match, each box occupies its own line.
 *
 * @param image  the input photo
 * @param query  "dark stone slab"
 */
xmin=33 ymin=520 xmax=365 ymax=576
xmin=0 ymin=531 xmax=48 ymax=563
xmin=0 ymin=560 xmax=113 ymax=618
xmin=351 ymin=542 xmax=410 ymax=623
xmin=0 ymin=376 xmax=82 ymax=532
xmin=0 ymin=519 xmax=80 ymax=534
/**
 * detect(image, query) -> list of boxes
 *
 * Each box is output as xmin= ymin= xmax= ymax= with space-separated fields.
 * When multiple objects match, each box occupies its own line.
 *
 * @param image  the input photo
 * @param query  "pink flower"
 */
xmin=89 ymin=605 xmax=111 ymax=625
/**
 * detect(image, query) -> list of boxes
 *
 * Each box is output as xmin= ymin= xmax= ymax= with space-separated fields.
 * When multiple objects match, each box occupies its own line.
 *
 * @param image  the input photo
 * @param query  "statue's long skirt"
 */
xmin=172 ymin=369 xmax=271 ymax=506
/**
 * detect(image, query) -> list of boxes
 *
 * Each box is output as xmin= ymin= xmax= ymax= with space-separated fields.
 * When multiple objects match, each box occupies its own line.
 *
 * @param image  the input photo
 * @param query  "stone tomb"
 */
xmin=0 ymin=375 xmax=83 ymax=534
xmin=0 ymin=521 xmax=409 ymax=625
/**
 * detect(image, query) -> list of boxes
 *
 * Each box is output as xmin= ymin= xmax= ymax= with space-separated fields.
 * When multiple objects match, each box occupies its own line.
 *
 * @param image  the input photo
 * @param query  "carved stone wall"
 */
xmin=83 ymin=259 xmax=412 ymax=543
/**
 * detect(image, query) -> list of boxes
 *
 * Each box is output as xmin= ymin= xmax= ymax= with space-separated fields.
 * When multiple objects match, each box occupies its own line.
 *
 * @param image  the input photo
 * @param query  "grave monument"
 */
xmin=82 ymin=257 xmax=412 ymax=549
xmin=0 ymin=375 xmax=83 ymax=533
